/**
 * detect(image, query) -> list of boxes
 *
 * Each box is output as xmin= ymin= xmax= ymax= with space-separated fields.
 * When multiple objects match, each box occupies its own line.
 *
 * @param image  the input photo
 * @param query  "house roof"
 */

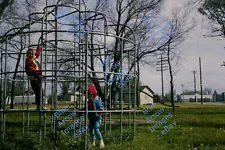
xmin=213 ymin=90 xmax=225 ymax=95
xmin=140 ymin=85 xmax=154 ymax=94
xmin=120 ymin=85 xmax=154 ymax=95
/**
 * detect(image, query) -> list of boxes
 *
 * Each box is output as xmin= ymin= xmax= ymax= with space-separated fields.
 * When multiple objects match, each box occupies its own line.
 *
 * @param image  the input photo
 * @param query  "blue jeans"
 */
xmin=89 ymin=120 xmax=103 ymax=140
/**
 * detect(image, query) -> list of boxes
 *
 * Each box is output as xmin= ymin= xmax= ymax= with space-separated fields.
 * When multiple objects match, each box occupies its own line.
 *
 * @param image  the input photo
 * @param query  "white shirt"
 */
xmin=33 ymin=58 xmax=40 ymax=70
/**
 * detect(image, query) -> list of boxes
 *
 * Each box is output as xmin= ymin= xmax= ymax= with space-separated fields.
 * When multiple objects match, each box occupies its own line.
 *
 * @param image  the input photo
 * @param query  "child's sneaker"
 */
xmin=92 ymin=140 xmax=96 ymax=146
xmin=42 ymin=106 xmax=48 ymax=110
xmin=99 ymin=140 xmax=105 ymax=149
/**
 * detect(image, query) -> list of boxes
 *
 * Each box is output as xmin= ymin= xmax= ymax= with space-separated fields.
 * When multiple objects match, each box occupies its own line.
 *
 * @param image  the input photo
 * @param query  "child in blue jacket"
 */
xmin=87 ymin=84 xmax=105 ymax=148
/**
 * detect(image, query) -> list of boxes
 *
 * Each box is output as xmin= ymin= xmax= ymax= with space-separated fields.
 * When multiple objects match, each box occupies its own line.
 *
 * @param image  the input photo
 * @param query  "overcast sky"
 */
xmin=144 ymin=0 xmax=225 ymax=95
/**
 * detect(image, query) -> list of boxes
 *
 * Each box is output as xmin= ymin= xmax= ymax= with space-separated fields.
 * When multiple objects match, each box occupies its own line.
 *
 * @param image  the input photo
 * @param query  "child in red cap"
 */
xmin=87 ymin=84 xmax=105 ymax=148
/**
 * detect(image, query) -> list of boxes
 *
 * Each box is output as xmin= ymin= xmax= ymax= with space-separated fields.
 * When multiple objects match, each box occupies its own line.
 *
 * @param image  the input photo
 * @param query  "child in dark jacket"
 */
xmin=87 ymin=84 xmax=105 ymax=149
xmin=25 ymin=47 xmax=44 ymax=110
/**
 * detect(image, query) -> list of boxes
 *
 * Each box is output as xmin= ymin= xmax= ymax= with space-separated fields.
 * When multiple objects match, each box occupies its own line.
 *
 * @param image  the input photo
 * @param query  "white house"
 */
xmin=69 ymin=91 xmax=86 ymax=102
xmin=5 ymin=94 xmax=48 ymax=104
xmin=139 ymin=86 xmax=154 ymax=105
xmin=121 ymin=85 xmax=154 ymax=106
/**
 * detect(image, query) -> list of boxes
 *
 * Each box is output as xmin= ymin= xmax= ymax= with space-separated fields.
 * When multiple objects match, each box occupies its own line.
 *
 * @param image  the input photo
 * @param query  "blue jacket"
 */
xmin=87 ymin=99 xmax=104 ymax=121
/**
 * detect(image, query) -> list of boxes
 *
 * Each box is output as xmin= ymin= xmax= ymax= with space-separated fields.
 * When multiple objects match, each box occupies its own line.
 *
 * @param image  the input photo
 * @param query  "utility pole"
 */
xmin=181 ymin=84 xmax=184 ymax=103
xmin=199 ymin=57 xmax=203 ymax=104
xmin=156 ymin=53 xmax=169 ymax=104
xmin=181 ymin=84 xmax=184 ymax=94
xmin=160 ymin=54 xmax=164 ymax=103
xmin=192 ymin=70 xmax=197 ymax=102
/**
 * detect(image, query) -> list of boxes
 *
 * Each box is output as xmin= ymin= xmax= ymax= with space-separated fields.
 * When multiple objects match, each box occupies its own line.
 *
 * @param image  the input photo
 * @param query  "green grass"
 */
xmin=1 ymin=103 xmax=225 ymax=150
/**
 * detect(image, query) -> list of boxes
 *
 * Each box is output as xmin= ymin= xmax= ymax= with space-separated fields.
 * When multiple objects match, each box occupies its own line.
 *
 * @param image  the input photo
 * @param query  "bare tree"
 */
xmin=0 ymin=0 xmax=14 ymax=19
xmin=0 ymin=0 xmax=40 ymax=109
xmin=203 ymin=87 xmax=212 ymax=95
xmin=93 ymin=0 xmax=170 ymax=107
xmin=0 ymin=0 xmax=165 ymax=108
xmin=0 ymin=0 xmax=196 ymax=109
xmin=55 ymin=0 xmax=198 ymax=109
xmin=56 ymin=0 xmax=166 ymax=107
xmin=198 ymin=0 xmax=225 ymax=38
xmin=161 ymin=5 xmax=196 ymax=111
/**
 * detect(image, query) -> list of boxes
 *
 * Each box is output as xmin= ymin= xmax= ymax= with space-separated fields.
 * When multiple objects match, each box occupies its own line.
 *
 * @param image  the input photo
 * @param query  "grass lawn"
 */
xmin=1 ymin=103 xmax=225 ymax=150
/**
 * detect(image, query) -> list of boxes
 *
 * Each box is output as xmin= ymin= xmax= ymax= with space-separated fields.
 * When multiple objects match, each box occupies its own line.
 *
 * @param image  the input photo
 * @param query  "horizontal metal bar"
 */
xmin=0 ymin=109 xmax=140 ymax=113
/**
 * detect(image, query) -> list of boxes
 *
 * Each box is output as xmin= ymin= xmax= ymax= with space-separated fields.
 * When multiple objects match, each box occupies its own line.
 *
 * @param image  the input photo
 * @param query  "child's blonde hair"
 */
xmin=26 ymin=48 xmax=34 ymax=57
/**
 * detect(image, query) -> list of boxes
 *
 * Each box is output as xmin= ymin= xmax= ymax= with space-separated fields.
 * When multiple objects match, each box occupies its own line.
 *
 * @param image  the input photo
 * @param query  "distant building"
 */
xmin=177 ymin=94 xmax=212 ymax=103
xmin=6 ymin=91 xmax=48 ymax=104
xmin=212 ymin=90 xmax=225 ymax=102
xmin=69 ymin=91 xmax=86 ymax=102
xmin=62 ymin=90 xmax=85 ymax=102
xmin=139 ymin=86 xmax=154 ymax=105
xmin=58 ymin=90 xmax=85 ymax=109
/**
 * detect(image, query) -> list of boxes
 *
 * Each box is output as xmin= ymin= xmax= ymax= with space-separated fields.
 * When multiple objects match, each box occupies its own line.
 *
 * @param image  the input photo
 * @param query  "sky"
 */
xmin=143 ymin=0 xmax=225 ymax=95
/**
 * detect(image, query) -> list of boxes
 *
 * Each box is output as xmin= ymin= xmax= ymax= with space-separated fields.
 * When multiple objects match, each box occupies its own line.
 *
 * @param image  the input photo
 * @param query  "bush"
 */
xmin=153 ymin=94 xmax=160 ymax=102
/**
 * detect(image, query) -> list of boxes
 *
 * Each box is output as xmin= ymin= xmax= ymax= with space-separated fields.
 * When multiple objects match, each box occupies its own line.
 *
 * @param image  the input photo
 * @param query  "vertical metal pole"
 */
xmin=0 ymin=43 xmax=3 ymax=103
xmin=120 ymin=38 xmax=124 ymax=143
xmin=27 ymin=13 xmax=31 ymax=136
xmin=133 ymin=37 xmax=137 ymax=139
xmin=109 ymin=67 xmax=112 ymax=132
xmin=160 ymin=53 xmax=164 ymax=103
xmin=0 ymin=108 xmax=3 ymax=141
xmin=199 ymin=57 xmax=203 ymax=104
xmin=51 ymin=54 xmax=54 ymax=133
xmin=103 ymin=18 xmax=107 ymax=134
xmin=193 ymin=70 xmax=197 ymax=102
xmin=4 ymin=38 xmax=7 ymax=109
xmin=73 ymin=19 xmax=76 ymax=113
xmin=0 ymin=44 xmax=2 ymax=109
xmin=22 ymin=39 xmax=25 ymax=135
xmin=3 ymin=37 xmax=8 ymax=141
xmin=0 ymin=44 xmax=3 ymax=141
xmin=2 ymin=112 xmax=5 ymax=141
xmin=54 ymin=6 xmax=59 ymax=148
xmin=73 ymin=23 xmax=76 ymax=138
xmin=43 ymin=0 xmax=48 ymax=139
xmin=84 ymin=31 xmax=88 ymax=150
xmin=128 ymin=52 xmax=131 ymax=130
xmin=39 ymin=12 xmax=45 ymax=143
xmin=78 ymin=0 xmax=81 ymax=118
xmin=54 ymin=7 xmax=58 ymax=108
xmin=27 ymin=80 xmax=30 ymax=135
